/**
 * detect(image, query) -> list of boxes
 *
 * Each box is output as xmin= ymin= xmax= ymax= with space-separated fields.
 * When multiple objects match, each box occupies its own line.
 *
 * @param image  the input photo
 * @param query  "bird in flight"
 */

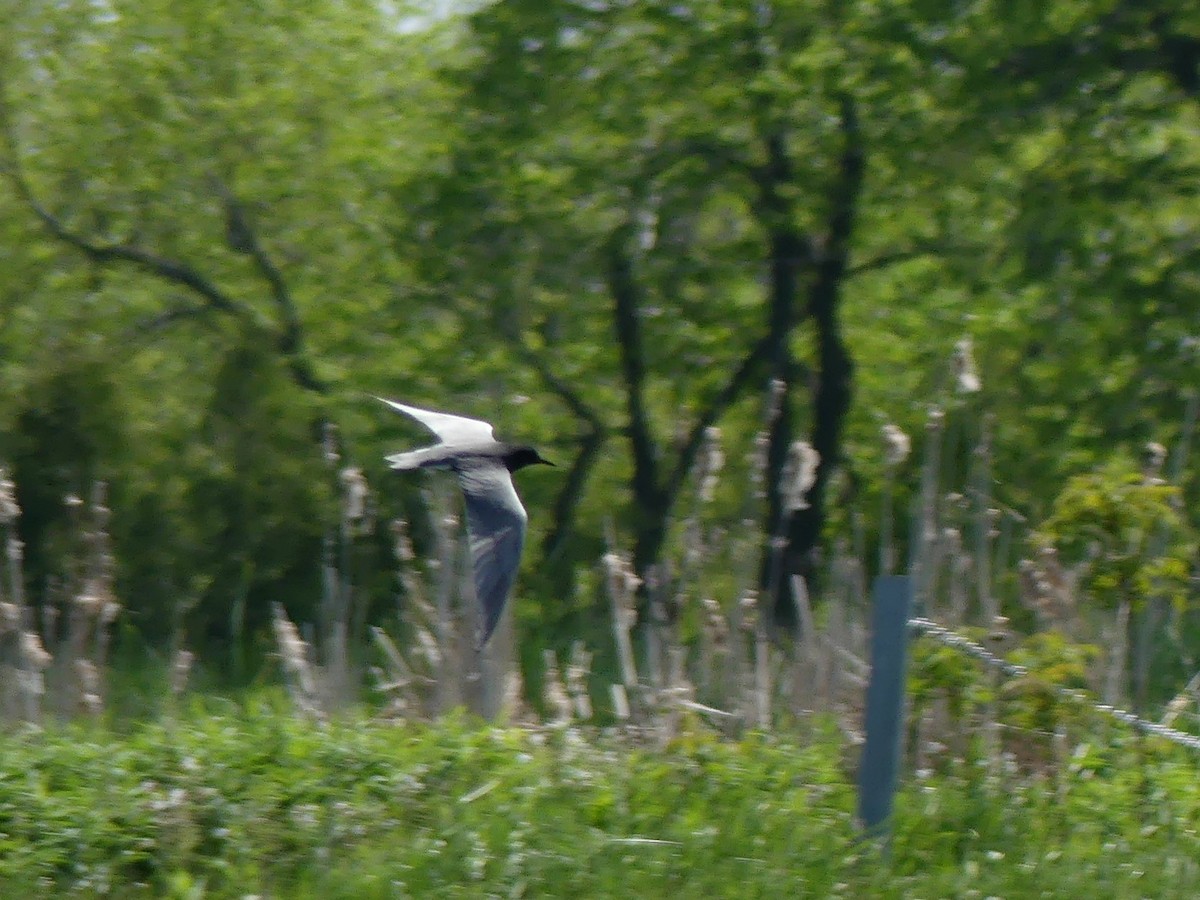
xmin=378 ymin=398 xmax=553 ymax=647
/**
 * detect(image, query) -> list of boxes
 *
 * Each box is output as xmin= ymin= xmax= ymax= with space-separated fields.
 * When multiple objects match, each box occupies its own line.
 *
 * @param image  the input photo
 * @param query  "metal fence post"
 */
xmin=857 ymin=575 xmax=913 ymax=839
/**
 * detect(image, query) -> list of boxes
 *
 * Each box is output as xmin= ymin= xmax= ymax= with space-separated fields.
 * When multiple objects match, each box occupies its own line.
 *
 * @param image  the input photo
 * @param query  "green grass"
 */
xmin=0 ymin=696 xmax=1198 ymax=897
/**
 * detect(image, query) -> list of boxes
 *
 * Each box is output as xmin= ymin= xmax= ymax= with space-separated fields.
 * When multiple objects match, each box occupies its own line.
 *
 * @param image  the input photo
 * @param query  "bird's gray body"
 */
xmin=378 ymin=399 xmax=549 ymax=647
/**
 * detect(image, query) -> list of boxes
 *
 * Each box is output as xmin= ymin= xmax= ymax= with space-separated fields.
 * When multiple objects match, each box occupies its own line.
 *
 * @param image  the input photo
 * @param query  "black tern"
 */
xmin=378 ymin=398 xmax=553 ymax=647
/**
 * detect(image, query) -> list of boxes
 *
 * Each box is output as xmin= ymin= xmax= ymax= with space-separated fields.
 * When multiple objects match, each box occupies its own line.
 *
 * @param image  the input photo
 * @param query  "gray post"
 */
xmin=857 ymin=575 xmax=913 ymax=838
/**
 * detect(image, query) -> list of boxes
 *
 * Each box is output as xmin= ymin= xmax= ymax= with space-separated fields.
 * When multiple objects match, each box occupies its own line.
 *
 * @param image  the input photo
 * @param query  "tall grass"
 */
xmin=0 ymin=704 xmax=1198 ymax=898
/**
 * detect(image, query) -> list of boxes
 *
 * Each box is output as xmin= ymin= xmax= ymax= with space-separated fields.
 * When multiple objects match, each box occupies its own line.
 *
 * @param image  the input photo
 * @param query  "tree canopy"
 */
xmin=0 ymin=0 xmax=1196 ymax=672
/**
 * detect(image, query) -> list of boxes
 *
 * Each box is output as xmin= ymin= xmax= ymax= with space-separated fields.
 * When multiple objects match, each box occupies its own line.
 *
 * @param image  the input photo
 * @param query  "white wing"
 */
xmin=376 ymin=398 xmax=495 ymax=443
xmin=458 ymin=464 xmax=528 ymax=647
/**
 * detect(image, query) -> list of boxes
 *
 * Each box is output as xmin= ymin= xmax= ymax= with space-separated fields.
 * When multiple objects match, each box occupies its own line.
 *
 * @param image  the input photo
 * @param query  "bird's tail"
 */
xmin=385 ymin=449 xmax=428 ymax=470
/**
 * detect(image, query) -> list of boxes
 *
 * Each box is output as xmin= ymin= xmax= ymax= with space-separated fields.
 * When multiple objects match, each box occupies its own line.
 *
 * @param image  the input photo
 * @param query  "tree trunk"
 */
xmin=770 ymin=96 xmax=865 ymax=625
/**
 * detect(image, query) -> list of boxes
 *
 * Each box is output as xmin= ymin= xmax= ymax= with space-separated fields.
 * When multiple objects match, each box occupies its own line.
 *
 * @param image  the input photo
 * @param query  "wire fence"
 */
xmin=909 ymin=615 xmax=1200 ymax=754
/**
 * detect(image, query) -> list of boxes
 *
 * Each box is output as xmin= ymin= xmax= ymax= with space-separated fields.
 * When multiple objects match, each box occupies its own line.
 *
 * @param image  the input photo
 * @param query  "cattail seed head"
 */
xmin=20 ymin=631 xmax=52 ymax=670
xmin=697 ymin=427 xmax=724 ymax=503
xmin=391 ymin=518 xmax=416 ymax=563
xmin=953 ymin=337 xmax=982 ymax=394
xmin=881 ymin=423 xmax=911 ymax=467
xmin=170 ymin=649 xmax=194 ymax=695
xmin=0 ymin=468 xmax=18 ymax=525
xmin=782 ymin=441 xmax=820 ymax=512
xmin=1142 ymin=442 xmax=1167 ymax=478
xmin=340 ymin=466 xmax=368 ymax=521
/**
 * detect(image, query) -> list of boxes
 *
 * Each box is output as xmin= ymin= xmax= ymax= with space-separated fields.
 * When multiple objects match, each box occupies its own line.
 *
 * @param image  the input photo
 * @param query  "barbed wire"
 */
xmin=908 ymin=616 xmax=1200 ymax=754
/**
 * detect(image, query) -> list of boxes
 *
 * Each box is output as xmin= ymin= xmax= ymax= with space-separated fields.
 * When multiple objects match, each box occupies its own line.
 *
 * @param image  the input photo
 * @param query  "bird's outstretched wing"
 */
xmin=376 ymin=398 xmax=495 ymax=443
xmin=458 ymin=464 xmax=528 ymax=647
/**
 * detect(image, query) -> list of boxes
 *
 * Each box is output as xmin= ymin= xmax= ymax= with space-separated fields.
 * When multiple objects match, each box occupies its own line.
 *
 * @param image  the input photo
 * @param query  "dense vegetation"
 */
xmin=2 ymin=0 xmax=1197 ymax=669
xmin=0 ymin=705 xmax=1197 ymax=898
xmin=1 ymin=3 xmax=1199 ymax=894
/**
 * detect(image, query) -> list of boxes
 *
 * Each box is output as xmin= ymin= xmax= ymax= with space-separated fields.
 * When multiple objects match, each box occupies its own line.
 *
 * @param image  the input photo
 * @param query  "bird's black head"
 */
xmin=503 ymin=445 xmax=555 ymax=473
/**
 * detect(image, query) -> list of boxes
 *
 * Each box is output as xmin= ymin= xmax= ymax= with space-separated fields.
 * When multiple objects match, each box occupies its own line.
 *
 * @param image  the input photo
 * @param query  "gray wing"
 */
xmin=457 ymin=463 xmax=528 ymax=647
xmin=376 ymin=398 xmax=495 ymax=443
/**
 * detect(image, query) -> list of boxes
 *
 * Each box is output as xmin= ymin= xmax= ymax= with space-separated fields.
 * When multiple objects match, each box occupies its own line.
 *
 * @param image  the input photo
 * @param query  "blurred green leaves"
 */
xmin=1035 ymin=456 xmax=1196 ymax=613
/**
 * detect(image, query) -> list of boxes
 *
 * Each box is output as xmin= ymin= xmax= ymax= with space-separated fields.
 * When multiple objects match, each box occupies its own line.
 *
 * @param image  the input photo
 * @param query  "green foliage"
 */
xmin=1 ymin=0 xmax=1199 ymax=660
xmin=1034 ymin=457 xmax=1196 ymax=612
xmin=909 ymin=633 xmax=992 ymax=723
xmin=0 ymin=706 xmax=1199 ymax=897
xmin=1002 ymin=631 xmax=1099 ymax=736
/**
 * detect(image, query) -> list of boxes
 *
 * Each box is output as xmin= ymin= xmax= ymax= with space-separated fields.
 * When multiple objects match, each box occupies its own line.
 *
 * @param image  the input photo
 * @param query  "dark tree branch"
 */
xmin=126 ymin=295 xmax=223 ymax=337
xmin=0 ymin=94 xmax=246 ymax=324
xmin=542 ymin=427 xmax=607 ymax=563
xmin=606 ymin=226 xmax=663 ymax=512
xmin=214 ymin=182 xmax=302 ymax=354
xmin=846 ymin=244 xmax=946 ymax=278
xmin=663 ymin=332 xmax=775 ymax=504
xmin=507 ymin=336 xmax=610 ymax=561
xmin=5 ymin=163 xmax=250 ymax=320
xmin=783 ymin=94 xmax=867 ymax=602
xmin=754 ymin=127 xmax=810 ymax=573
xmin=996 ymin=4 xmax=1200 ymax=101
xmin=2 ymin=86 xmax=327 ymax=394
xmin=213 ymin=181 xmax=326 ymax=393
xmin=511 ymin=339 xmax=606 ymax=437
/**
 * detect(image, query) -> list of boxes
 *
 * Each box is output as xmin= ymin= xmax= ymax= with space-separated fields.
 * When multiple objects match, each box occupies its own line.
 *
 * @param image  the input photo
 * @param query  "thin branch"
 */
xmin=637 ymin=136 xmax=759 ymax=187
xmin=125 ymin=296 xmax=222 ymax=338
xmin=542 ymin=427 xmax=607 ymax=562
xmin=213 ymin=181 xmax=327 ymax=393
xmin=511 ymin=339 xmax=606 ymax=437
xmin=14 ymin=175 xmax=249 ymax=319
xmin=663 ymin=332 xmax=775 ymax=502
xmin=506 ymin=335 xmax=610 ymax=561
xmin=0 ymin=94 xmax=249 ymax=320
xmin=214 ymin=181 xmax=302 ymax=353
xmin=846 ymin=245 xmax=945 ymax=278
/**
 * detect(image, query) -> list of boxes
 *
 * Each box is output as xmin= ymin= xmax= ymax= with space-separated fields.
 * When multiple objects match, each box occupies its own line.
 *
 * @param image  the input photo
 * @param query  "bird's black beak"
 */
xmin=540 ymin=457 xmax=556 ymax=467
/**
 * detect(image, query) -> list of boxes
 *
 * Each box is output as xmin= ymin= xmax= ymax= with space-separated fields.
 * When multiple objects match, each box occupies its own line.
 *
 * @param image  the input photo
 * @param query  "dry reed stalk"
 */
xmin=913 ymin=407 xmax=945 ymax=613
xmin=879 ymin=424 xmax=911 ymax=576
xmin=317 ymin=436 xmax=375 ymax=713
xmin=271 ymin=602 xmax=325 ymax=721
xmin=972 ymin=418 xmax=997 ymax=622
xmin=643 ymin=566 xmax=666 ymax=693
xmin=697 ymin=594 xmax=727 ymax=703
xmin=369 ymin=625 xmax=424 ymax=717
xmin=428 ymin=485 xmax=464 ymax=713
xmin=672 ymin=427 xmax=723 ymax=613
xmin=601 ymin=539 xmax=640 ymax=703
xmin=738 ymin=590 xmax=769 ymax=730
xmin=1104 ymin=597 xmax=1131 ymax=706
xmin=0 ymin=469 xmax=43 ymax=723
xmin=788 ymin=574 xmax=822 ymax=715
xmin=1132 ymin=399 xmax=1199 ymax=712
xmin=724 ymin=572 xmax=748 ymax=725
xmin=542 ymin=649 xmax=572 ymax=726
xmin=942 ymin=527 xmax=967 ymax=626
xmin=170 ymin=648 xmax=194 ymax=698
xmin=16 ymin=629 xmax=51 ymax=723
xmin=55 ymin=483 xmax=122 ymax=717
xmin=657 ymin=643 xmax=694 ymax=744
xmin=610 ymin=683 xmax=631 ymax=720
xmin=565 ymin=641 xmax=593 ymax=721
xmin=389 ymin=517 xmax=444 ymax=711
